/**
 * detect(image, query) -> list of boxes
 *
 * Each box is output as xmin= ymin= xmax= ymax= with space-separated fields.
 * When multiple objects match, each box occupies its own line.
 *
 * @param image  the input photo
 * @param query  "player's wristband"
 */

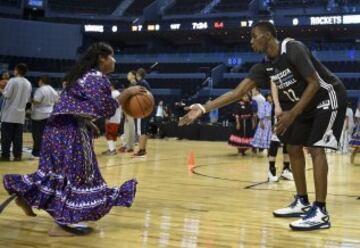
xmin=190 ymin=103 xmax=206 ymax=114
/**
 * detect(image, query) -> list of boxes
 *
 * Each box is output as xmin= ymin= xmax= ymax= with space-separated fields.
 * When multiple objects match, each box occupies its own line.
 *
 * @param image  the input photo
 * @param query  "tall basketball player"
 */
xmin=179 ymin=21 xmax=347 ymax=231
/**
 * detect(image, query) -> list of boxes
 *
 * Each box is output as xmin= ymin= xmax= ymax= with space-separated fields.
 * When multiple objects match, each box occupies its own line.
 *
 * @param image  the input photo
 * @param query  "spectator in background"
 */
xmin=155 ymin=100 xmax=165 ymax=123
xmin=102 ymin=83 xmax=122 ymax=155
xmin=207 ymin=98 xmax=219 ymax=124
xmin=339 ymin=102 xmax=354 ymax=153
xmin=355 ymin=99 xmax=360 ymax=124
xmin=251 ymin=94 xmax=273 ymax=154
xmin=31 ymin=75 xmax=59 ymax=157
xmin=209 ymin=108 xmax=219 ymax=124
xmin=134 ymin=68 xmax=152 ymax=157
xmin=350 ymin=99 xmax=360 ymax=163
xmin=155 ymin=100 xmax=166 ymax=137
xmin=173 ymin=99 xmax=186 ymax=120
xmin=0 ymin=64 xmax=32 ymax=161
xmin=119 ymin=71 xmax=137 ymax=153
xmin=251 ymin=87 xmax=266 ymax=154
xmin=0 ymin=71 xmax=10 ymax=110
xmin=228 ymin=94 xmax=253 ymax=155
xmin=0 ymin=71 xmax=10 ymax=89
xmin=252 ymin=87 xmax=266 ymax=112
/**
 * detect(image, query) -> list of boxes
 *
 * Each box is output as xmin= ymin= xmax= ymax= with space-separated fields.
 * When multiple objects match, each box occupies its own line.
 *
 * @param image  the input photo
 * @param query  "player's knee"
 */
xmin=307 ymin=147 xmax=325 ymax=157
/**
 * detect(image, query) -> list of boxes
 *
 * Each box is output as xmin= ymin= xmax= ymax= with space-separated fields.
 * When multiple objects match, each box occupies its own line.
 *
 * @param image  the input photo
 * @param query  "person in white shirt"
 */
xmin=155 ymin=100 xmax=165 ymax=121
xmin=102 ymin=84 xmax=122 ymax=155
xmin=119 ymin=71 xmax=136 ymax=153
xmin=355 ymin=101 xmax=360 ymax=124
xmin=339 ymin=102 xmax=354 ymax=153
xmin=350 ymin=100 xmax=360 ymax=163
xmin=31 ymin=75 xmax=59 ymax=157
xmin=251 ymin=86 xmax=266 ymax=154
xmin=0 ymin=64 xmax=32 ymax=161
xmin=252 ymin=87 xmax=266 ymax=113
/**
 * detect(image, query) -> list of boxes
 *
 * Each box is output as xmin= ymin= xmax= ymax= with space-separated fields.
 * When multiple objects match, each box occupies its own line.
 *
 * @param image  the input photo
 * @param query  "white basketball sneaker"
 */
xmin=273 ymin=195 xmax=311 ymax=217
xmin=290 ymin=204 xmax=331 ymax=231
xmin=281 ymin=169 xmax=294 ymax=181
xmin=268 ymin=170 xmax=279 ymax=182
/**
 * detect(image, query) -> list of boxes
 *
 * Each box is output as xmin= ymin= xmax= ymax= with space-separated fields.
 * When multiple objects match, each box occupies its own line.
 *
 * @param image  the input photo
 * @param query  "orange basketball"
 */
xmin=123 ymin=90 xmax=155 ymax=118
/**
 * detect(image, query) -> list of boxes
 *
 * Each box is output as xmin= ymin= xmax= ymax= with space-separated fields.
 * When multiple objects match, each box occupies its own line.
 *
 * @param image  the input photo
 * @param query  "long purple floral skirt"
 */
xmin=3 ymin=115 xmax=137 ymax=225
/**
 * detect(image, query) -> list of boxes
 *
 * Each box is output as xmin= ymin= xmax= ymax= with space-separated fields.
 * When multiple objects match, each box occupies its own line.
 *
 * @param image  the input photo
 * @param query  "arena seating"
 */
xmin=48 ymin=0 xmax=120 ymax=14
xmin=166 ymin=0 xmax=212 ymax=15
xmin=124 ymin=0 xmax=155 ymax=16
xmin=0 ymin=56 xmax=74 ymax=73
xmin=0 ymin=0 xmax=20 ymax=8
xmin=212 ymin=0 xmax=252 ymax=13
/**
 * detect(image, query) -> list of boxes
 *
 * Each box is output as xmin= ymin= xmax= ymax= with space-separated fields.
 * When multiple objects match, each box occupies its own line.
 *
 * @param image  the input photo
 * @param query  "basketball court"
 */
xmin=1 ymin=135 xmax=359 ymax=247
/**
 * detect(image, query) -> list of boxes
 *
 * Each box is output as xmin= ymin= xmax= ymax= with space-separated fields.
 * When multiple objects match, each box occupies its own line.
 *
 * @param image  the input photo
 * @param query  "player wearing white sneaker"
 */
xmin=178 ymin=21 xmax=346 ymax=232
xmin=290 ymin=204 xmax=330 ymax=230
xmin=273 ymin=195 xmax=311 ymax=217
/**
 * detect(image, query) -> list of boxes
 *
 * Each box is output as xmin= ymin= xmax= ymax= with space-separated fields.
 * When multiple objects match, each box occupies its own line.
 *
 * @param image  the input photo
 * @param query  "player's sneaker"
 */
xmin=133 ymin=149 xmax=146 ymax=158
xmin=273 ymin=195 xmax=311 ymax=217
xmin=281 ymin=168 xmax=294 ymax=181
xmin=102 ymin=150 xmax=117 ymax=156
xmin=268 ymin=170 xmax=279 ymax=182
xmin=290 ymin=204 xmax=331 ymax=231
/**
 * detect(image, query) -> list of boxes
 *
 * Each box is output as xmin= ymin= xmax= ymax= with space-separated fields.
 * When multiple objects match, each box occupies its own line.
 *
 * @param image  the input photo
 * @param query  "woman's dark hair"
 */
xmin=15 ymin=63 xmax=28 ymax=76
xmin=39 ymin=75 xmax=49 ymax=85
xmin=136 ymin=68 xmax=146 ymax=79
xmin=65 ymin=42 xmax=113 ymax=88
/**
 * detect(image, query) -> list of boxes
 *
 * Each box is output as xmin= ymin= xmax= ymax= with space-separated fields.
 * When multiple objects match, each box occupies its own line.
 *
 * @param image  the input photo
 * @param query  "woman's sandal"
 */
xmin=49 ymin=223 xmax=94 ymax=236
xmin=0 ymin=194 xmax=36 ymax=216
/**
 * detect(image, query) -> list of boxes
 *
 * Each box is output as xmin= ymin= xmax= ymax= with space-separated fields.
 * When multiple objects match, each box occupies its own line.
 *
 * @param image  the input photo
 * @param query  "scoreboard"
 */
xmin=83 ymin=14 xmax=360 ymax=34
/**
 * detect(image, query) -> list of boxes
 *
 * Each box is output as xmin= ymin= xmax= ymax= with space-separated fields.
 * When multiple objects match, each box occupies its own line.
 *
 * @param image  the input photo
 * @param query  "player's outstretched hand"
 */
xmin=178 ymin=104 xmax=204 ymax=126
xmin=276 ymin=111 xmax=296 ymax=136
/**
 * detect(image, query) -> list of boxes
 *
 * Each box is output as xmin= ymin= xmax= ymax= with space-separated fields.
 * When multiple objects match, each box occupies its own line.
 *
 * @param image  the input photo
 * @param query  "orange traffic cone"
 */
xmin=187 ymin=152 xmax=195 ymax=175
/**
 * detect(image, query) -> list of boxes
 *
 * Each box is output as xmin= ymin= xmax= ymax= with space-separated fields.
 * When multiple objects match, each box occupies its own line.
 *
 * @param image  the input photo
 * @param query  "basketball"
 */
xmin=122 ymin=90 xmax=155 ymax=118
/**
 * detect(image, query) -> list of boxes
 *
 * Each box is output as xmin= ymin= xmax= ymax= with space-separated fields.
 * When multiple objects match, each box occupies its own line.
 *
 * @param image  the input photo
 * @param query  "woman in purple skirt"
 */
xmin=0 ymin=43 xmax=142 ymax=236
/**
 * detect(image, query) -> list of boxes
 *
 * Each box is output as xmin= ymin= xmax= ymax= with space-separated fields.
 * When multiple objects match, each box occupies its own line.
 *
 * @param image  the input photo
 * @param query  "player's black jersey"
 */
xmin=247 ymin=38 xmax=345 ymax=112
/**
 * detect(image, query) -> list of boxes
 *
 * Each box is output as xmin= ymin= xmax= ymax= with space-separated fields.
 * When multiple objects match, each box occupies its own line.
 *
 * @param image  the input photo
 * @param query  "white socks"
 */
xmin=107 ymin=140 xmax=116 ymax=151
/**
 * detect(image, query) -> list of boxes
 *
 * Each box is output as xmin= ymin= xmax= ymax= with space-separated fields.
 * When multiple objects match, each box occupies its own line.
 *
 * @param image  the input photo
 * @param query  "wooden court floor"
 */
xmin=1 ymin=134 xmax=360 ymax=247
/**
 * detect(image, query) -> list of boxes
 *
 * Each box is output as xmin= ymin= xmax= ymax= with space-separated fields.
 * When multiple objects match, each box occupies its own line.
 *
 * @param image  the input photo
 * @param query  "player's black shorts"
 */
xmin=278 ymin=104 xmax=346 ymax=150
xmin=137 ymin=117 xmax=151 ymax=135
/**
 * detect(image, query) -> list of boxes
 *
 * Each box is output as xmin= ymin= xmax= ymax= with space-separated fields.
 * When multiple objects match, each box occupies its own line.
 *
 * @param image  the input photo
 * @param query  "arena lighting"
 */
xmin=214 ymin=21 xmax=224 ymax=29
xmin=192 ymin=22 xmax=208 ymax=30
xmin=170 ymin=23 xmax=181 ymax=30
xmin=310 ymin=16 xmax=342 ymax=25
xmin=131 ymin=25 xmax=143 ymax=32
xmin=343 ymin=15 xmax=360 ymax=24
xmin=292 ymin=18 xmax=299 ymax=26
xmin=147 ymin=24 xmax=160 ymax=31
xmin=240 ymin=20 xmax=253 ymax=27
xmin=84 ymin=24 xmax=104 ymax=33
xmin=112 ymin=25 xmax=118 ymax=32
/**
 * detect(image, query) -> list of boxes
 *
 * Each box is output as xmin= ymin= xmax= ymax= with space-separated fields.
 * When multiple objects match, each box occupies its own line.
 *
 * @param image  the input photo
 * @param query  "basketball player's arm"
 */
xmin=276 ymin=43 xmax=320 ymax=134
xmin=271 ymin=81 xmax=282 ymax=116
xmin=178 ymin=78 xmax=256 ymax=126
